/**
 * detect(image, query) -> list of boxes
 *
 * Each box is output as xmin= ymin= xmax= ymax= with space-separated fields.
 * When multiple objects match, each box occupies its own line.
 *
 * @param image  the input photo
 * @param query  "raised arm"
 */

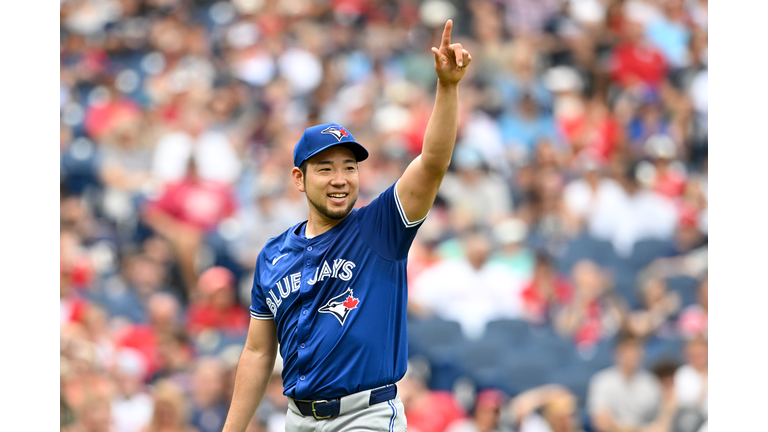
xmin=222 ymin=317 xmax=279 ymax=432
xmin=397 ymin=19 xmax=472 ymax=222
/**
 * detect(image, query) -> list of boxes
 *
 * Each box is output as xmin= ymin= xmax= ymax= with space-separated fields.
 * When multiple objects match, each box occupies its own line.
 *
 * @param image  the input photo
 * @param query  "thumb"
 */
xmin=431 ymin=47 xmax=444 ymax=63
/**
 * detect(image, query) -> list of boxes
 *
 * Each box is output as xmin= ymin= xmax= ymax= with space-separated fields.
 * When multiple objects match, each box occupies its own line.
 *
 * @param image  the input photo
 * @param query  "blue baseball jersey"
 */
xmin=250 ymin=181 xmax=425 ymax=400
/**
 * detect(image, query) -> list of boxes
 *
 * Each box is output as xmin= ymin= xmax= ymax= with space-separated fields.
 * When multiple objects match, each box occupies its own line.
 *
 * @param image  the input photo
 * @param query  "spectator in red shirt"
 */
xmin=61 ymin=260 xmax=90 ymax=329
xmin=399 ymin=361 xmax=467 ymax=432
xmin=114 ymin=292 xmax=182 ymax=378
xmin=643 ymin=134 xmax=687 ymax=199
xmin=610 ymin=19 xmax=668 ymax=91
xmin=143 ymin=157 xmax=237 ymax=292
xmin=151 ymin=330 xmax=195 ymax=392
xmin=626 ymin=275 xmax=681 ymax=339
xmin=555 ymin=260 xmax=627 ymax=350
xmin=519 ymin=252 xmax=574 ymax=326
xmin=678 ymin=275 xmax=707 ymax=339
xmin=186 ymin=266 xmax=249 ymax=336
xmin=560 ymin=97 xmax=624 ymax=165
xmin=446 ymin=388 xmax=510 ymax=432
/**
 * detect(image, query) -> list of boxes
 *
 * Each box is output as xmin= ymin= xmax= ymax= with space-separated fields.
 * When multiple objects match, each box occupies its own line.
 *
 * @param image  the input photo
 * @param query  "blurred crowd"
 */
xmin=60 ymin=0 xmax=707 ymax=431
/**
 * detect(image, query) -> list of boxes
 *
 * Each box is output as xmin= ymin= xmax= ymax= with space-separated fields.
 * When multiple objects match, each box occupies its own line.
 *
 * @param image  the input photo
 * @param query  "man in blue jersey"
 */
xmin=223 ymin=20 xmax=472 ymax=432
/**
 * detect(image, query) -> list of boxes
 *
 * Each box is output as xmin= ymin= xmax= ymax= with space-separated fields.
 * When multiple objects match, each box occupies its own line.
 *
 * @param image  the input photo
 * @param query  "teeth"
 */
xmin=329 ymin=194 xmax=347 ymax=198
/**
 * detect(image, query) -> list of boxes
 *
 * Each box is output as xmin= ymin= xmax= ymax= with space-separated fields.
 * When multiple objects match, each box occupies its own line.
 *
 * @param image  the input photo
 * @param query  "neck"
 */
xmin=305 ymin=212 xmax=348 ymax=238
xmin=620 ymin=366 xmax=636 ymax=380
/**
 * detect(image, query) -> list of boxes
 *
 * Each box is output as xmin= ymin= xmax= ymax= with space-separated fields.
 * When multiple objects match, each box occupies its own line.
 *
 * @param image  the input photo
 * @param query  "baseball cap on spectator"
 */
xmin=678 ymin=205 xmax=699 ymax=229
xmin=453 ymin=145 xmax=484 ymax=171
xmin=638 ymin=89 xmax=662 ymax=107
xmin=645 ymin=134 xmax=677 ymax=160
xmin=220 ymin=344 xmax=246 ymax=370
xmin=278 ymin=48 xmax=324 ymax=95
xmin=226 ymin=22 xmax=259 ymax=49
xmin=544 ymin=66 xmax=584 ymax=93
xmin=293 ymin=123 xmax=369 ymax=168
xmin=475 ymin=389 xmax=504 ymax=411
xmin=493 ymin=218 xmax=528 ymax=245
xmin=198 ymin=266 xmax=235 ymax=295
xmin=419 ymin=0 xmax=457 ymax=27
xmin=576 ymin=153 xmax=602 ymax=172
xmin=113 ymin=347 xmax=149 ymax=381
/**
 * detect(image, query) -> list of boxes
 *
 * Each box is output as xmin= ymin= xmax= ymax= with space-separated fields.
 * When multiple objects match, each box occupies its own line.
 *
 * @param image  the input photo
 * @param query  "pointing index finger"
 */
xmin=440 ymin=19 xmax=453 ymax=49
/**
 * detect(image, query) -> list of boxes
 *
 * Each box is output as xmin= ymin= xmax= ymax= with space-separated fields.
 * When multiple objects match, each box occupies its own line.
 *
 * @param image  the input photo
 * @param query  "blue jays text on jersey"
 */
xmin=250 ymin=181 xmax=425 ymax=401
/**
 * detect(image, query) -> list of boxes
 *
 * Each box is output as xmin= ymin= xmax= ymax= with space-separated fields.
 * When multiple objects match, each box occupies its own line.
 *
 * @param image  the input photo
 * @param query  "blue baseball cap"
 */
xmin=293 ymin=123 xmax=369 ymax=168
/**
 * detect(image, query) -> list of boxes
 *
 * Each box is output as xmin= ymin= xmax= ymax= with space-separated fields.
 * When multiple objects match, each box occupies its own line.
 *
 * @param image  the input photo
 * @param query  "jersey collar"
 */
xmin=287 ymin=208 xmax=358 ymax=248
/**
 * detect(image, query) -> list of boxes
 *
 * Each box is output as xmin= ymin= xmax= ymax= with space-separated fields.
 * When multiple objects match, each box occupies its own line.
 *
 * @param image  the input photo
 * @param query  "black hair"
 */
xmin=535 ymin=250 xmax=554 ymax=268
xmin=651 ymin=359 xmax=679 ymax=380
xmin=299 ymin=160 xmax=308 ymax=178
xmin=614 ymin=332 xmax=643 ymax=350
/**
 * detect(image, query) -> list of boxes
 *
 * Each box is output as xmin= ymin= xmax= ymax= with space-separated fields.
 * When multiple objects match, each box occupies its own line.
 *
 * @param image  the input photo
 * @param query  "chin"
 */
xmin=324 ymin=202 xmax=356 ymax=220
xmin=308 ymin=195 xmax=358 ymax=220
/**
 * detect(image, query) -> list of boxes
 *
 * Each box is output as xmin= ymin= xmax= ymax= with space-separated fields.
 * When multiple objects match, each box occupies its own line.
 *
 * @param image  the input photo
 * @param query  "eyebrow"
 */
xmin=315 ymin=159 xmax=357 ymax=166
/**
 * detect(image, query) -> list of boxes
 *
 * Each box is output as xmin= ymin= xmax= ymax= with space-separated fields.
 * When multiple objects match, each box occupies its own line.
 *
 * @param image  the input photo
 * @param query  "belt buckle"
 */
xmin=311 ymin=400 xmax=332 ymax=420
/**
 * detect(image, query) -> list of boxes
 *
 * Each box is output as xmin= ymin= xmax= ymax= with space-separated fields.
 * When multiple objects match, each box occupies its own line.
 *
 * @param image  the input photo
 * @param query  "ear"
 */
xmin=291 ymin=167 xmax=306 ymax=193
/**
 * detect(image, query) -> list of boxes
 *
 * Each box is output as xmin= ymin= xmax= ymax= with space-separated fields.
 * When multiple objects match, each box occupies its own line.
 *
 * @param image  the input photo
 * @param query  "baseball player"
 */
xmin=222 ymin=20 xmax=471 ymax=432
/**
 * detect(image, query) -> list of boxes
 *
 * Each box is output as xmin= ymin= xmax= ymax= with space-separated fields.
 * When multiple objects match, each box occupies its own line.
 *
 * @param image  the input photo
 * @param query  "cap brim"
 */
xmin=300 ymin=141 xmax=369 ymax=166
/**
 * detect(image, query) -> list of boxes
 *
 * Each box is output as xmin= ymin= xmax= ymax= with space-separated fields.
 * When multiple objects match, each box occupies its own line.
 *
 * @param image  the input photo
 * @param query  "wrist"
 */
xmin=436 ymin=80 xmax=459 ymax=90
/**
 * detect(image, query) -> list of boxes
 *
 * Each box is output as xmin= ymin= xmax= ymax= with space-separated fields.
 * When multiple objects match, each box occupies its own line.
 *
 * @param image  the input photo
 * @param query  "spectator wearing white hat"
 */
xmin=490 ymin=217 xmax=535 ymax=278
xmin=438 ymin=146 xmax=513 ymax=230
xmin=112 ymin=348 xmax=155 ymax=432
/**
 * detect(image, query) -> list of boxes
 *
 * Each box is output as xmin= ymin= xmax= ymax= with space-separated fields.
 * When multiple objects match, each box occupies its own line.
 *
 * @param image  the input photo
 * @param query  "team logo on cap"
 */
xmin=318 ymin=287 xmax=359 ymax=326
xmin=320 ymin=126 xmax=350 ymax=141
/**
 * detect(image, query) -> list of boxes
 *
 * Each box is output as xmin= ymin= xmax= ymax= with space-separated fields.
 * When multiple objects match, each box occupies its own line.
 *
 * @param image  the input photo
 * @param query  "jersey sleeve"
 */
xmin=357 ymin=179 xmax=427 ymax=261
xmin=249 ymin=258 xmax=274 ymax=320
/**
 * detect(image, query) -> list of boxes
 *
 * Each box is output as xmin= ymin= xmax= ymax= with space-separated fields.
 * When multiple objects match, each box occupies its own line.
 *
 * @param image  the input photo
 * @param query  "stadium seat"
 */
xmin=483 ymin=318 xmax=532 ymax=348
xmin=645 ymin=338 xmax=685 ymax=367
xmin=547 ymin=365 xmax=593 ymax=406
xmin=506 ymin=362 xmax=552 ymax=395
xmin=666 ymin=275 xmax=700 ymax=309
xmin=587 ymin=238 xmax=619 ymax=268
xmin=458 ymin=340 xmax=506 ymax=373
xmin=573 ymin=339 xmax=615 ymax=373
xmin=425 ymin=344 xmax=466 ymax=391
xmin=554 ymin=235 xmax=591 ymax=275
xmin=407 ymin=316 xmax=465 ymax=358
xmin=555 ymin=234 xmax=620 ymax=275
xmin=628 ymin=239 xmax=675 ymax=271
xmin=608 ymin=263 xmax=641 ymax=309
xmin=581 ymin=407 xmax=596 ymax=432
xmin=471 ymin=366 xmax=514 ymax=394
xmin=528 ymin=331 xmax=578 ymax=367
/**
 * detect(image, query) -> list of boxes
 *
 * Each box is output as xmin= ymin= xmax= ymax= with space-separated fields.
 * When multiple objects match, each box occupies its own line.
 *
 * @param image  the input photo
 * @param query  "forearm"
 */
xmin=420 ymin=82 xmax=459 ymax=174
xmin=222 ymin=348 xmax=277 ymax=432
xmin=511 ymin=384 xmax=568 ymax=419
xmin=593 ymin=412 xmax=640 ymax=432
xmin=142 ymin=208 xmax=180 ymax=236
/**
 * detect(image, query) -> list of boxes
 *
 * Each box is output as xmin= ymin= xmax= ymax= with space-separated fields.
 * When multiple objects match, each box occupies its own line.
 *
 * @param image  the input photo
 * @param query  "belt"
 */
xmin=293 ymin=384 xmax=397 ymax=420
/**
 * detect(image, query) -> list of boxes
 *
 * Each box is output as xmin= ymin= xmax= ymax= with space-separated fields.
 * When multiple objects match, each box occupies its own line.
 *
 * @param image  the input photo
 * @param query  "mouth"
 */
xmin=327 ymin=192 xmax=348 ymax=204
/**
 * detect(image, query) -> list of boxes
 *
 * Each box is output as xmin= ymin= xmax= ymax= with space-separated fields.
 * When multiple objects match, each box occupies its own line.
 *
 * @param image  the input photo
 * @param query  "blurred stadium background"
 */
xmin=59 ymin=0 xmax=707 ymax=431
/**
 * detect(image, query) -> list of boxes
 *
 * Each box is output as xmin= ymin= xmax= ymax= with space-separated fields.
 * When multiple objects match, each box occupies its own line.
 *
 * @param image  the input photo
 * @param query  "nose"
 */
xmin=330 ymin=168 xmax=346 ymax=186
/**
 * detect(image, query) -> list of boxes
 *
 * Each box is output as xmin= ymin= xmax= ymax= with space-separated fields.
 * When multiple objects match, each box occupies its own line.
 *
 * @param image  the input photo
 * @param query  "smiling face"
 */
xmin=293 ymin=146 xmax=359 ymax=222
